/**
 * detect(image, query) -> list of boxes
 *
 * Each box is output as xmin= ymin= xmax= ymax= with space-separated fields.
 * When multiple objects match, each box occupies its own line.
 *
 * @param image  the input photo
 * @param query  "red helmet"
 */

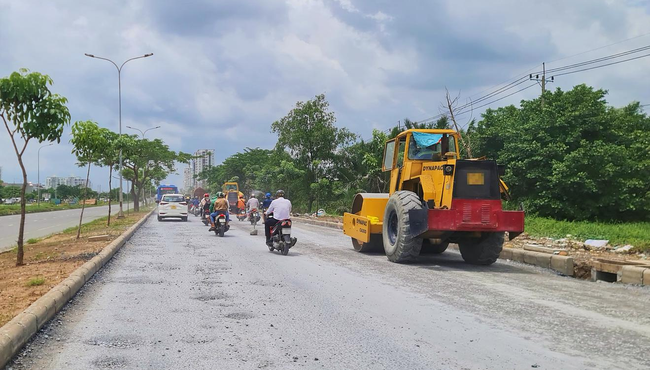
xmin=204 ymin=193 xmax=210 ymax=198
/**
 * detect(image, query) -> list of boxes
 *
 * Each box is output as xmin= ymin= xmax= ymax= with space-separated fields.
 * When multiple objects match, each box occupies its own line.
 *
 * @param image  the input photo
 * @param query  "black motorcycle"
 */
xmin=202 ymin=208 xmax=211 ymax=226
xmin=213 ymin=213 xmax=229 ymax=237
xmin=267 ymin=216 xmax=297 ymax=255
xmin=249 ymin=209 xmax=261 ymax=225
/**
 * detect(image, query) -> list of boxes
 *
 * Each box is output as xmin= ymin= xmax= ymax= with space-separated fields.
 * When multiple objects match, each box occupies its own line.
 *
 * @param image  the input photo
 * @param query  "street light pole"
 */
xmin=84 ymin=52 xmax=153 ymax=218
xmin=126 ymin=125 xmax=161 ymax=206
xmin=37 ymin=143 xmax=53 ymax=206
xmin=126 ymin=125 xmax=160 ymax=139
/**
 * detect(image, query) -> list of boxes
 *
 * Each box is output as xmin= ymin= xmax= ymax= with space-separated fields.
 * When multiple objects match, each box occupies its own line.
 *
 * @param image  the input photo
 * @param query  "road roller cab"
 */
xmin=343 ymin=129 xmax=524 ymax=264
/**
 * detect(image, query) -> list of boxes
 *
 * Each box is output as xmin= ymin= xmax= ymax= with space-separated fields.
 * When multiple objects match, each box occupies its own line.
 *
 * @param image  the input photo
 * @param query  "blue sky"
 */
xmin=1 ymin=0 xmax=650 ymax=190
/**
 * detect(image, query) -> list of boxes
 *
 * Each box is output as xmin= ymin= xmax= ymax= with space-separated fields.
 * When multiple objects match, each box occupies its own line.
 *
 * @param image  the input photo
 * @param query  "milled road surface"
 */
xmin=0 ymin=203 xmax=135 ymax=252
xmin=6 ymin=214 xmax=650 ymax=369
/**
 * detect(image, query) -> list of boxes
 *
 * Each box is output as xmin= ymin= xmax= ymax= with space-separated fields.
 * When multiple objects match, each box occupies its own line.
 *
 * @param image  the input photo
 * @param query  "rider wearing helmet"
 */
xmin=246 ymin=193 xmax=259 ymax=214
xmin=237 ymin=195 xmax=246 ymax=213
xmin=264 ymin=190 xmax=292 ymax=247
xmin=199 ymin=193 xmax=211 ymax=212
xmin=262 ymin=192 xmax=273 ymax=210
xmin=209 ymin=192 xmax=230 ymax=231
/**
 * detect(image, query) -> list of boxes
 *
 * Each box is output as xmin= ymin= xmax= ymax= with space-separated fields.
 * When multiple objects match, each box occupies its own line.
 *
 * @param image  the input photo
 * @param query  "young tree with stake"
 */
xmin=0 ymin=69 xmax=70 ymax=266
xmin=70 ymin=121 xmax=107 ymax=239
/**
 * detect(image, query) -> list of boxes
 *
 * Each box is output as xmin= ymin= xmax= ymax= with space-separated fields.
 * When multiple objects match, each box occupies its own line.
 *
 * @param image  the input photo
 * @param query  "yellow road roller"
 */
xmin=343 ymin=129 xmax=524 ymax=264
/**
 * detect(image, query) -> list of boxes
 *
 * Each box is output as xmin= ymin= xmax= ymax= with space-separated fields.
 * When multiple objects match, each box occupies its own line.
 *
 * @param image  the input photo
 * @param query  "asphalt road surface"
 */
xmin=0 ymin=203 xmax=135 ymax=253
xmin=6 ymin=215 xmax=650 ymax=369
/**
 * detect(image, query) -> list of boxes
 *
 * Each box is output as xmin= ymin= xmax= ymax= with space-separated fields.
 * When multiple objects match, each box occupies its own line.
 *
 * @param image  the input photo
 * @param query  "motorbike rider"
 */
xmin=190 ymin=196 xmax=200 ymax=213
xmin=264 ymin=190 xmax=292 ymax=247
xmin=209 ymin=192 xmax=230 ymax=231
xmin=199 ymin=193 xmax=211 ymax=217
xmin=262 ymin=192 xmax=273 ymax=210
xmin=247 ymin=194 xmax=259 ymax=214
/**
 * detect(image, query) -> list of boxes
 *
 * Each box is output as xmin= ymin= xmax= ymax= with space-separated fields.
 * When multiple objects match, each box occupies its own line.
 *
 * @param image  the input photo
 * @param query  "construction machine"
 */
xmin=222 ymin=182 xmax=240 ymax=214
xmin=343 ymin=129 xmax=524 ymax=265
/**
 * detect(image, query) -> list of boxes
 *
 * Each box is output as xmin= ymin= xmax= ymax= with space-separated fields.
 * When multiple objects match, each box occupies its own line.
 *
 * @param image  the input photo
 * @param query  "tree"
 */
xmin=97 ymin=129 xmax=119 ymax=225
xmin=0 ymin=185 xmax=22 ymax=200
xmin=71 ymin=121 xmax=107 ymax=239
xmin=271 ymin=93 xmax=356 ymax=212
xmin=0 ymin=69 xmax=70 ymax=265
xmin=120 ymin=135 xmax=190 ymax=211
xmin=473 ymin=84 xmax=650 ymax=221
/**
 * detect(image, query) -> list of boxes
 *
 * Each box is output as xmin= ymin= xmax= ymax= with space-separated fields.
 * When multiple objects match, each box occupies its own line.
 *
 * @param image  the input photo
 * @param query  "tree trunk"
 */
xmin=107 ymin=166 xmax=112 ymax=226
xmin=16 ymin=156 xmax=28 ymax=266
xmin=133 ymin=172 xmax=140 ymax=212
xmin=131 ymin=186 xmax=139 ymax=212
xmin=76 ymin=161 xmax=91 ymax=239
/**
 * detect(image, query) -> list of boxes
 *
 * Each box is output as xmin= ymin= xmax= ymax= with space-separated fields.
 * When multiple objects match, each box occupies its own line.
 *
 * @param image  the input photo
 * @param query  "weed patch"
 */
xmin=27 ymin=277 xmax=45 ymax=286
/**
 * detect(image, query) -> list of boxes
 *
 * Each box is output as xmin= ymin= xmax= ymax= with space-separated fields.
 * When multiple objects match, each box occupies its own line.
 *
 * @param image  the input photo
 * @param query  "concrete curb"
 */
xmin=620 ymin=265 xmax=649 ymax=285
xmin=294 ymin=218 xmax=577 ymax=277
xmin=0 ymin=209 xmax=154 ymax=369
xmin=293 ymin=217 xmax=343 ymax=230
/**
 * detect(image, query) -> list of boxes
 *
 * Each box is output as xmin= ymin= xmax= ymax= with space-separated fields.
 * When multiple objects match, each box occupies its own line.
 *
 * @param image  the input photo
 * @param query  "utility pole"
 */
xmin=530 ymin=62 xmax=553 ymax=109
xmin=84 ymin=52 xmax=154 ymax=218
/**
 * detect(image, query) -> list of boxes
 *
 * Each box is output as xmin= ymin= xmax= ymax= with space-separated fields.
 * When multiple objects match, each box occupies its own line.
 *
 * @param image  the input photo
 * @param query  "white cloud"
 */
xmin=1 ymin=0 xmax=650 ymax=190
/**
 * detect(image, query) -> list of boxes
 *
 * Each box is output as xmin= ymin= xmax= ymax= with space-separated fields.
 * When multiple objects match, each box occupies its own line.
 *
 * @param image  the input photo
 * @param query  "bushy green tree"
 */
xmin=473 ymin=84 xmax=649 ymax=221
xmin=119 ymin=135 xmax=190 ymax=211
xmin=271 ymin=93 xmax=356 ymax=212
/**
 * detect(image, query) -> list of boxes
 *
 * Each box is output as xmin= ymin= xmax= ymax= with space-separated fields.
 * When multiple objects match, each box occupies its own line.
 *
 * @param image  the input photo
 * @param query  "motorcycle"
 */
xmin=190 ymin=204 xmax=201 ymax=217
xmin=202 ymin=208 xmax=211 ymax=226
xmin=213 ymin=213 xmax=229 ymax=237
xmin=237 ymin=209 xmax=247 ymax=221
xmin=249 ymin=209 xmax=261 ymax=225
xmin=268 ymin=216 xmax=297 ymax=255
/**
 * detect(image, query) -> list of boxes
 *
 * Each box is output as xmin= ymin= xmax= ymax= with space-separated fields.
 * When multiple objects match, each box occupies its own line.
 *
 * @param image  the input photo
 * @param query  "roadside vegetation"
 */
xmin=0 ymin=202 xmax=105 ymax=217
xmin=524 ymin=215 xmax=650 ymax=251
xmin=0 ymin=206 xmax=152 ymax=327
xmin=1 ymin=68 xmax=186 ymax=266
xmin=197 ymin=86 xmax=648 ymax=245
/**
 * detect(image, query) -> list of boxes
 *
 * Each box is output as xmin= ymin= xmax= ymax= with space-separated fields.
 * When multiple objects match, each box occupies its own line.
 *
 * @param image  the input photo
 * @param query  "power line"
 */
xmin=542 ymin=44 xmax=650 ymax=74
xmin=414 ymin=38 xmax=650 ymax=128
xmin=545 ymin=31 xmax=650 ymax=65
xmin=466 ymin=32 xmax=650 ymax=101
xmin=551 ymin=52 xmax=650 ymax=77
xmin=454 ymin=83 xmax=537 ymax=117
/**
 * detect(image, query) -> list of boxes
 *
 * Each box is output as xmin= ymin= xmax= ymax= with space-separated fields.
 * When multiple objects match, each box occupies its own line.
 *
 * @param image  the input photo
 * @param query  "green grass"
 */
xmin=0 ymin=202 xmax=105 ymax=216
xmin=525 ymin=215 xmax=650 ymax=251
xmin=26 ymin=277 xmax=45 ymax=286
xmin=26 ymin=238 xmax=39 ymax=244
xmin=61 ymin=206 xmax=154 ymax=235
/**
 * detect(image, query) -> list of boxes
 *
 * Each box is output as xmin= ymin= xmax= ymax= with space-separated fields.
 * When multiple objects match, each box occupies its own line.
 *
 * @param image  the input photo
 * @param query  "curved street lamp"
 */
xmin=84 ymin=52 xmax=153 ymax=218
xmin=126 ymin=125 xmax=161 ymax=139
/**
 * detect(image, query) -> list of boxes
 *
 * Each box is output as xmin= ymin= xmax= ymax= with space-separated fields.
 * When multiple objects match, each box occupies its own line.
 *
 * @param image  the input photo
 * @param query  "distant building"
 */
xmin=182 ymin=166 xmax=193 ymax=194
xmin=192 ymin=149 xmax=215 ymax=189
xmin=45 ymin=176 xmax=92 ymax=190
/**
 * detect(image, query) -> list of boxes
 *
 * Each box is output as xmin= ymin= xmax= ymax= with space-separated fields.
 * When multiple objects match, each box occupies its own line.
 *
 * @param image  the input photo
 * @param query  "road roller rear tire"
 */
xmin=382 ymin=191 xmax=423 ymax=263
xmin=458 ymin=232 xmax=504 ymax=265
xmin=420 ymin=239 xmax=449 ymax=255
xmin=351 ymin=234 xmax=384 ymax=253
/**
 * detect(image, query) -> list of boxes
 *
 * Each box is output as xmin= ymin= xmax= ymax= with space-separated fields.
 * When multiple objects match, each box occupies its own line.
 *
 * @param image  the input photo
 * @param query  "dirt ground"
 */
xmin=0 ymin=211 xmax=150 ymax=327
